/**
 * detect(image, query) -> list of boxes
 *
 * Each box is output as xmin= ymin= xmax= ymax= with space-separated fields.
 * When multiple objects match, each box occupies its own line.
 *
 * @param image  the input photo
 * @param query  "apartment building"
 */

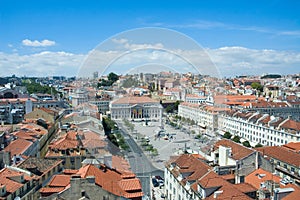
xmin=164 ymin=154 xmax=256 ymax=200
xmin=256 ymin=146 xmax=300 ymax=186
xmin=178 ymin=102 xmax=226 ymax=131
xmin=211 ymin=139 xmax=259 ymax=183
xmin=219 ymin=111 xmax=300 ymax=146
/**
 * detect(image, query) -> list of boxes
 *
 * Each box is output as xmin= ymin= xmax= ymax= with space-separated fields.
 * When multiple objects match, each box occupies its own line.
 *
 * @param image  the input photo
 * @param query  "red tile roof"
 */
xmin=283 ymin=142 xmax=300 ymax=153
xmin=39 ymin=187 xmax=66 ymax=194
xmin=77 ymin=164 xmax=143 ymax=198
xmin=4 ymin=138 xmax=33 ymax=158
xmin=48 ymin=174 xmax=71 ymax=187
xmin=234 ymin=183 xmax=257 ymax=193
xmin=256 ymin=146 xmax=300 ymax=167
xmin=196 ymin=171 xmax=252 ymax=200
xmin=214 ymin=139 xmax=254 ymax=160
xmin=246 ymin=168 xmax=281 ymax=189
xmin=282 ymin=184 xmax=300 ymax=200
xmin=280 ymin=119 xmax=300 ymax=131
xmin=0 ymin=167 xmax=35 ymax=197
xmin=166 ymin=154 xmax=212 ymax=185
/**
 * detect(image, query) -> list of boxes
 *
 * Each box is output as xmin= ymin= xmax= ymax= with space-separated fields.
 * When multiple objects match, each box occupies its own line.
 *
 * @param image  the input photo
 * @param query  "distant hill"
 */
xmin=261 ymin=74 xmax=281 ymax=79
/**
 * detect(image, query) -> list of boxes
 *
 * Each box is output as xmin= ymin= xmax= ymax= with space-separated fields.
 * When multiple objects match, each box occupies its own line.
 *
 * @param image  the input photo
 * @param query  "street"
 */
xmin=117 ymin=122 xmax=163 ymax=198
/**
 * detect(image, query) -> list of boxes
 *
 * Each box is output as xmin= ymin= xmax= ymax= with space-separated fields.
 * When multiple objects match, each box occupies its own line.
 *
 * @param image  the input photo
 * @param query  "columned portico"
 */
xmin=110 ymin=96 xmax=163 ymax=122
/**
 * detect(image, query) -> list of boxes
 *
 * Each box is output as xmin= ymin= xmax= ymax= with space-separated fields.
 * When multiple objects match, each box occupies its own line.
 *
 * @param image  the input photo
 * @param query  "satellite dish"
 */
xmin=14 ymin=197 xmax=21 ymax=200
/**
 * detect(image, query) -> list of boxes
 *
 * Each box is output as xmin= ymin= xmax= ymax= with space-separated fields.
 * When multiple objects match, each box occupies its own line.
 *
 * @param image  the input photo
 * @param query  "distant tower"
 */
xmin=93 ymin=71 xmax=99 ymax=79
xmin=25 ymin=99 xmax=33 ymax=114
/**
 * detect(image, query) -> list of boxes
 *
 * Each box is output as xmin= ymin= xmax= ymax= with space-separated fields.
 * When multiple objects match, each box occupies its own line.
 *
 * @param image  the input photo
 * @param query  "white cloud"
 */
xmin=111 ymin=38 xmax=164 ymax=50
xmin=0 ymin=51 xmax=84 ymax=77
xmin=22 ymin=39 xmax=56 ymax=47
xmin=0 ymin=44 xmax=300 ymax=78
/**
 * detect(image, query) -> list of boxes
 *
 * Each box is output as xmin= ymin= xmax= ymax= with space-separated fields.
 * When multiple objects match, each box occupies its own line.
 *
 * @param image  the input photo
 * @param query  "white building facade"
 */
xmin=110 ymin=96 xmax=163 ymax=121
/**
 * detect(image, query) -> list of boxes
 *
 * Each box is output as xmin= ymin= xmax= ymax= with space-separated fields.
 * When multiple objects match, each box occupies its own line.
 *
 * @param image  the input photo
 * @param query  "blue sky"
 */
xmin=0 ymin=0 xmax=299 ymax=77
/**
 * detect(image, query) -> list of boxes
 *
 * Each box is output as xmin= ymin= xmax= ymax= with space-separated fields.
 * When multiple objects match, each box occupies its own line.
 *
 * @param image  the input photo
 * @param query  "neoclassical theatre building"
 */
xmin=110 ymin=96 xmax=163 ymax=121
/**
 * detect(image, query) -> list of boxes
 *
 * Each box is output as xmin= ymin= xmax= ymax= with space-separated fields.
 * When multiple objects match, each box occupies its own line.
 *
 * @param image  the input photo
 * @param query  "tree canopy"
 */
xmin=98 ymin=72 xmax=119 ymax=87
xmin=251 ymin=82 xmax=263 ymax=92
xmin=242 ymin=140 xmax=251 ymax=147
xmin=223 ymin=131 xmax=232 ymax=139
xmin=22 ymin=79 xmax=58 ymax=95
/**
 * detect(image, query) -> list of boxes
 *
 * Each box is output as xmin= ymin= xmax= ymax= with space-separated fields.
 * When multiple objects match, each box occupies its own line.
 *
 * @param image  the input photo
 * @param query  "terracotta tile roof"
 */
xmin=280 ymin=119 xmax=300 ymax=131
xmin=256 ymin=146 xmax=300 ymax=167
xmin=220 ymin=173 xmax=235 ymax=180
xmin=283 ymin=142 xmax=300 ymax=153
xmin=118 ymin=178 xmax=142 ymax=191
xmin=48 ymin=174 xmax=71 ymax=187
xmin=39 ymin=187 xmax=66 ymax=194
xmin=63 ymin=169 xmax=78 ymax=175
xmin=112 ymin=96 xmax=158 ymax=105
xmin=82 ymin=139 xmax=106 ymax=149
xmin=167 ymin=154 xmax=212 ymax=185
xmin=234 ymin=183 xmax=257 ymax=193
xmin=245 ymin=168 xmax=281 ymax=189
xmin=77 ymin=164 xmax=143 ymax=198
xmin=21 ymin=123 xmax=48 ymax=134
xmin=4 ymin=138 xmax=33 ymax=158
xmin=196 ymin=171 xmax=252 ymax=200
xmin=112 ymin=155 xmax=131 ymax=172
xmin=0 ymin=167 xmax=34 ymax=196
xmin=13 ymin=130 xmax=37 ymax=141
xmin=282 ymin=184 xmax=300 ymax=200
xmin=48 ymin=131 xmax=80 ymax=150
xmin=214 ymin=139 xmax=254 ymax=160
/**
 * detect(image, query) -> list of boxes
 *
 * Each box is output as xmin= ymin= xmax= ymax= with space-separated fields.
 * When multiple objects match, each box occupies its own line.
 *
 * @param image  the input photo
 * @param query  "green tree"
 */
xmin=251 ymin=82 xmax=263 ymax=92
xmin=255 ymin=143 xmax=263 ymax=148
xmin=98 ymin=72 xmax=119 ymax=87
xmin=223 ymin=132 xmax=232 ymax=139
xmin=165 ymin=105 xmax=174 ymax=113
xmin=151 ymin=148 xmax=159 ymax=157
xmin=108 ymin=72 xmax=119 ymax=83
xmin=242 ymin=140 xmax=251 ymax=147
xmin=232 ymin=135 xmax=241 ymax=143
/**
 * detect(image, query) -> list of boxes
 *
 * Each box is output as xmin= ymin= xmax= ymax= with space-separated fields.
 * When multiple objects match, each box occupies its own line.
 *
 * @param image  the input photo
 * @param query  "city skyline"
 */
xmin=0 ymin=0 xmax=300 ymax=77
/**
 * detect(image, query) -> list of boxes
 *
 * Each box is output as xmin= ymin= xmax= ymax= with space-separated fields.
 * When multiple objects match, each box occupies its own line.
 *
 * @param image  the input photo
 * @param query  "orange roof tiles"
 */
xmin=112 ymin=155 xmax=131 ymax=172
xmin=256 ymin=146 xmax=300 ymax=167
xmin=246 ymin=168 xmax=281 ymax=189
xmin=39 ymin=187 xmax=66 ymax=194
xmin=4 ymin=138 xmax=33 ymax=158
xmin=214 ymin=139 xmax=254 ymax=160
xmin=196 ymin=171 xmax=252 ymax=200
xmin=234 ymin=183 xmax=257 ymax=193
xmin=0 ymin=167 xmax=35 ymax=196
xmin=77 ymin=164 xmax=143 ymax=198
xmin=283 ymin=142 xmax=300 ymax=153
xmin=280 ymin=119 xmax=300 ymax=131
xmin=282 ymin=184 xmax=300 ymax=200
xmin=118 ymin=178 xmax=142 ymax=191
xmin=48 ymin=174 xmax=71 ymax=187
xmin=167 ymin=154 xmax=212 ymax=185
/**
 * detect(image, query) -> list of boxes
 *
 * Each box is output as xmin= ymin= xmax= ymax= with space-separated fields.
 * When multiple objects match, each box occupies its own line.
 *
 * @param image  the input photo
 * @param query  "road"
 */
xmin=117 ymin=122 xmax=163 ymax=198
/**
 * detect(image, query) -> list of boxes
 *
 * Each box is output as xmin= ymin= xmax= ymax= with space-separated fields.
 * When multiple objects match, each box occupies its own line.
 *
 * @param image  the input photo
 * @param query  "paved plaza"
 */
xmin=126 ymin=119 xmax=212 ymax=170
